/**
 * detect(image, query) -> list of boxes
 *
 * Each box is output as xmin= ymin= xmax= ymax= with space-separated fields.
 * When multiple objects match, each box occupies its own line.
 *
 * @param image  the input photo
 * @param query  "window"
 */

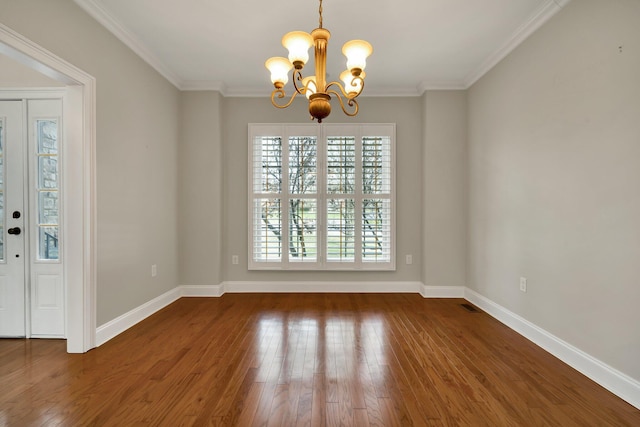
xmin=249 ymin=123 xmax=395 ymax=270
xmin=35 ymin=119 xmax=60 ymax=260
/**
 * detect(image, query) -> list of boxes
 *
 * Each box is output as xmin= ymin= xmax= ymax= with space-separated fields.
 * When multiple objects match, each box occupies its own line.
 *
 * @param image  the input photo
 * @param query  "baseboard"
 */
xmin=420 ymin=284 xmax=465 ymax=298
xmin=180 ymin=284 xmax=225 ymax=297
xmin=221 ymin=281 xmax=422 ymax=293
xmin=178 ymin=282 xmax=459 ymax=295
xmin=464 ymin=288 xmax=640 ymax=410
xmin=179 ymin=281 xmax=455 ymax=295
xmin=95 ymin=287 xmax=182 ymax=346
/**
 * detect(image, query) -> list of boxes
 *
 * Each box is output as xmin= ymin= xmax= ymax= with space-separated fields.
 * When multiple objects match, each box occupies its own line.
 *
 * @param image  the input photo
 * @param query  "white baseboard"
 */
xmin=95 ymin=287 xmax=181 ymax=346
xmin=179 ymin=281 xmax=452 ymax=295
xmin=420 ymin=284 xmax=465 ymax=298
xmin=221 ymin=281 xmax=422 ymax=293
xmin=465 ymin=288 xmax=640 ymax=410
xmin=181 ymin=284 xmax=225 ymax=297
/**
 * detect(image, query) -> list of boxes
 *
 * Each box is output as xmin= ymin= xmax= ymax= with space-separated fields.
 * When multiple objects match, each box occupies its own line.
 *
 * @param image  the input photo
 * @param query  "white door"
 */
xmin=0 ymin=99 xmax=64 ymax=338
xmin=0 ymin=101 xmax=26 ymax=336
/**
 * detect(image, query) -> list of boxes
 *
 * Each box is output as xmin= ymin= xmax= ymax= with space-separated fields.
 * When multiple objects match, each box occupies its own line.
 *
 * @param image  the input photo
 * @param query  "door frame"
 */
xmin=0 ymin=24 xmax=96 ymax=353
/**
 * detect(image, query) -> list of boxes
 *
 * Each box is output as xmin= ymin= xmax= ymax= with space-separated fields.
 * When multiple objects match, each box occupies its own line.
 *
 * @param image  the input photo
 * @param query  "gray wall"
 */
xmin=0 ymin=54 xmax=64 ymax=86
xmin=468 ymin=0 xmax=640 ymax=380
xmin=179 ymin=91 xmax=223 ymax=286
xmin=1 ymin=0 xmax=181 ymax=325
xmin=422 ymin=91 xmax=467 ymax=288
xmin=176 ymin=92 xmax=469 ymax=289
xmin=220 ymin=96 xmax=424 ymax=284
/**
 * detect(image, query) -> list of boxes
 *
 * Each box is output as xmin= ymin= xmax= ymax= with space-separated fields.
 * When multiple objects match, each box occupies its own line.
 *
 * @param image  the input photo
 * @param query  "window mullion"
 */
xmin=318 ymin=126 xmax=326 ymax=266
xmin=354 ymin=127 xmax=363 ymax=267
xmin=281 ymin=129 xmax=290 ymax=268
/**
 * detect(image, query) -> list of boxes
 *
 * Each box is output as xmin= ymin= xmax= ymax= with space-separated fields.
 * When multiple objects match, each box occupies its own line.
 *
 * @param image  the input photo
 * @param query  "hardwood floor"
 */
xmin=1 ymin=294 xmax=638 ymax=426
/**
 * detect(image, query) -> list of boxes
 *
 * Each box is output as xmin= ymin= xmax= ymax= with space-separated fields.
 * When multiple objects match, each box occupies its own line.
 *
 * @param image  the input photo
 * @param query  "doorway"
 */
xmin=0 ymin=99 xmax=64 ymax=338
xmin=1 ymin=23 xmax=97 ymax=353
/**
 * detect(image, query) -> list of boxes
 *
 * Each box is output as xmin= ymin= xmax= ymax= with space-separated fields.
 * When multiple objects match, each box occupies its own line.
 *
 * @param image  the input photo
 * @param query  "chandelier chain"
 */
xmin=319 ymin=0 xmax=323 ymax=28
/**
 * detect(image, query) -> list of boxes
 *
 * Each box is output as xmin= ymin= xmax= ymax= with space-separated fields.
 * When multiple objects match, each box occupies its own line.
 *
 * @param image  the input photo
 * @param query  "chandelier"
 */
xmin=265 ymin=0 xmax=373 ymax=123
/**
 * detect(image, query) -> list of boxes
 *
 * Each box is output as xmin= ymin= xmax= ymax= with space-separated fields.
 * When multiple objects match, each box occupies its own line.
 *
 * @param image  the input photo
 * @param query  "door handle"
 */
xmin=8 ymin=227 xmax=21 ymax=235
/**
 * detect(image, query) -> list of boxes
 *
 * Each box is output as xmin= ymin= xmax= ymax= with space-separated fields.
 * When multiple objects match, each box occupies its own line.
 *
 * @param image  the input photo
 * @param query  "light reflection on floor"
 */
xmin=255 ymin=313 xmax=386 ymax=385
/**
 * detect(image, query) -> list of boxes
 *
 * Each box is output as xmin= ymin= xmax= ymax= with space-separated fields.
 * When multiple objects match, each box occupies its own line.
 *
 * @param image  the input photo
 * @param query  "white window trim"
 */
xmin=248 ymin=123 xmax=396 ymax=271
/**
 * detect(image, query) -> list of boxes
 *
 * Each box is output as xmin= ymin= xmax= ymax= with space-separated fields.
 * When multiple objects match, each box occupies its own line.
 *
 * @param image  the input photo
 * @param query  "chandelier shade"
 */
xmin=342 ymin=40 xmax=373 ymax=75
xmin=282 ymin=31 xmax=314 ymax=67
xmin=265 ymin=57 xmax=292 ymax=87
xmin=265 ymin=0 xmax=372 ymax=122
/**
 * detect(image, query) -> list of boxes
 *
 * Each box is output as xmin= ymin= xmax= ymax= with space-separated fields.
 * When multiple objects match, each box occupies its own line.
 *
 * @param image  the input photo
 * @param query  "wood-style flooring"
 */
xmin=1 ymin=294 xmax=638 ymax=426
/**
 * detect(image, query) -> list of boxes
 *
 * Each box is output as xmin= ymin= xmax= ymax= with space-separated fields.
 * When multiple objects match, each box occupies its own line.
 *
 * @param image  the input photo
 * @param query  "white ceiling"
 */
xmin=73 ymin=0 xmax=570 ymax=96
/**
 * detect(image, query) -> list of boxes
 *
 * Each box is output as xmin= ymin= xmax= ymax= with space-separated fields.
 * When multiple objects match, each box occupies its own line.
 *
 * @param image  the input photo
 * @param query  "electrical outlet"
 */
xmin=406 ymin=255 xmax=412 ymax=265
xmin=151 ymin=264 xmax=157 ymax=277
xmin=232 ymin=255 xmax=239 ymax=265
xmin=519 ymin=277 xmax=527 ymax=292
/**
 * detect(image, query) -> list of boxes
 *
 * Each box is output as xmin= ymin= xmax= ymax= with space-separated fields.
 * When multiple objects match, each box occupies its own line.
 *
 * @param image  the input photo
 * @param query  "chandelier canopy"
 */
xmin=265 ymin=0 xmax=373 ymax=123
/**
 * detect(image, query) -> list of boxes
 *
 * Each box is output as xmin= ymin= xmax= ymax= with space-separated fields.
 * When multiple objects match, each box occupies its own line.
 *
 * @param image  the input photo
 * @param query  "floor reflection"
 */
xmin=255 ymin=312 xmax=387 ymax=386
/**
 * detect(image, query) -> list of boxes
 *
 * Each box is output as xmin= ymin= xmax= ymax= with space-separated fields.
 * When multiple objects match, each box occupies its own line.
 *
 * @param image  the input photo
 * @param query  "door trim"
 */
xmin=0 ymin=24 xmax=97 ymax=352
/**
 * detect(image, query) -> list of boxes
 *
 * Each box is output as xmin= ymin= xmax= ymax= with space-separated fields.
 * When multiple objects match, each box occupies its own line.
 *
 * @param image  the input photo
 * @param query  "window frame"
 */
xmin=248 ymin=123 xmax=396 ymax=271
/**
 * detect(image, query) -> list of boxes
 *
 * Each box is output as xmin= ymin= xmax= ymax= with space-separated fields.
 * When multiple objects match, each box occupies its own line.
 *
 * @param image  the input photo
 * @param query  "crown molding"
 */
xmin=553 ymin=0 xmax=572 ymax=7
xmin=362 ymin=85 xmax=423 ymax=97
xmin=195 ymin=84 xmax=431 ymax=98
xmin=73 ymin=0 xmax=183 ymax=89
xmin=418 ymin=80 xmax=467 ymax=94
xmin=74 ymin=0 xmax=571 ymax=95
xmin=180 ymin=80 xmax=229 ymax=95
xmin=463 ymin=0 xmax=571 ymax=88
xmin=181 ymin=82 xmax=468 ymax=98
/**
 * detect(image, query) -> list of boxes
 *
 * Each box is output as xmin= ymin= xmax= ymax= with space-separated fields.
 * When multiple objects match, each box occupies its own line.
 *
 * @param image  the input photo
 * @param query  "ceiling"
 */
xmin=73 ymin=0 xmax=570 ymax=96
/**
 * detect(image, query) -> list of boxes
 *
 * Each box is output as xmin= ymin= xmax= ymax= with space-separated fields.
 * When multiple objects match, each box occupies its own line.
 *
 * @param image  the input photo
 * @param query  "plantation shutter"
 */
xmin=249 ymin=123 xmax=395 ymax=270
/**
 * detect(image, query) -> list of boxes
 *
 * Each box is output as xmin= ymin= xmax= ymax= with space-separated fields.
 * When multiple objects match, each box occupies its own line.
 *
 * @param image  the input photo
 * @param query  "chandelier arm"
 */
xmin=292 ymin=69 xmax=306 ymax=95
xmin=325 ymin=81 xmax=351 ymax=99
xmin=327 ymin=89 xmax=359 ymax=117
xmin=352 ymin=75 xmax=365 ymax=96
xmin=270 ymin=88 xmax=299 ymax=109
xmin=326 ymin=75 xmax=365 ymax=99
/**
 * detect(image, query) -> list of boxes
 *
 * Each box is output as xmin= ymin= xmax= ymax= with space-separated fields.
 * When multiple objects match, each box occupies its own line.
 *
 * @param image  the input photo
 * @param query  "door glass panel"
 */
xmin=38 ymin=156 xmax=58 ymax=188
xmin=39 ymin=226 xmax=59 ymax=260
xmin=36 ymin=119 xmax=59 ymax=260
xmin=0 ymin=119 xmax=4 ymax=261
xmin=38 ymin=191 xmax=58 ymax=224
xmin=37 ymin=120 xmax=58 ymax=154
